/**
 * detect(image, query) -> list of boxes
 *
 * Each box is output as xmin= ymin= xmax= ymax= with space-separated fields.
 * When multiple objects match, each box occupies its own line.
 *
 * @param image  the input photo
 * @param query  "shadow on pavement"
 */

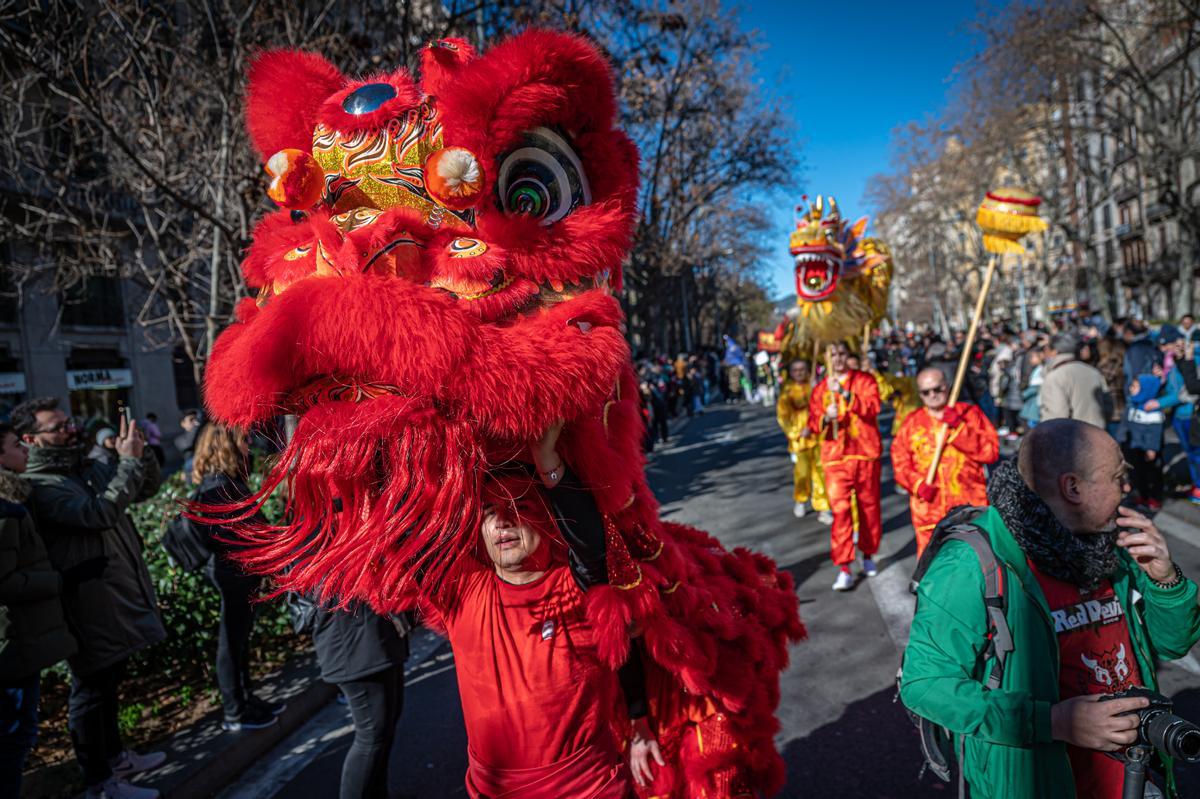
xmin=779 ymin=686 xmax=952 ymax=798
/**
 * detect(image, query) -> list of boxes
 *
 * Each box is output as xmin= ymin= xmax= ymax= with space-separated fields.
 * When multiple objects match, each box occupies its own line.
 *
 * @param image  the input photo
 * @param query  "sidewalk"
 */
xmin=24 ymin=651 xmax=340 ymax=799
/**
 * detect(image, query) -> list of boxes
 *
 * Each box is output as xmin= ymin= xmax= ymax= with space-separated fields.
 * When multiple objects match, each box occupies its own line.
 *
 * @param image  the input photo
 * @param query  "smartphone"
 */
xmin=122 ymin=406 xmax=133 ymax=427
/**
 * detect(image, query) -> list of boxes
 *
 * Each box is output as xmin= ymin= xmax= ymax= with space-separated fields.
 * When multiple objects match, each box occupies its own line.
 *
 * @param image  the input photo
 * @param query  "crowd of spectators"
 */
xmin=868 ymin=309 xmax=1200 ymax=511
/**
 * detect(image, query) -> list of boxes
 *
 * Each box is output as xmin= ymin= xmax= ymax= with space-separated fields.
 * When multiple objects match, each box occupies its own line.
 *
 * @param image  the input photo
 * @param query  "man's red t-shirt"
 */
xmin=1032 ymin=563 xmax=1143 ymax=799
xmin=429 ymin=562 xmax=627 ymax=798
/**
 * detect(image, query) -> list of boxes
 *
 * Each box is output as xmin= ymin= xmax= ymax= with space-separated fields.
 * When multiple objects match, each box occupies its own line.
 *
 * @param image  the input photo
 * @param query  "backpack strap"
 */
xmin=940 ymin=525 xmax=1012 ymax=691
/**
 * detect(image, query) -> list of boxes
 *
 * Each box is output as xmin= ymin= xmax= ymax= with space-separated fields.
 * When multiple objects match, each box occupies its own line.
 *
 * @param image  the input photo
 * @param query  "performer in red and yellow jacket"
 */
xmin=808 ymin=342 xmax=882 ymax=589
xmin=776 ymin=359 xmax=829 ymax=519
xmin=891 ymin=368 xmax=999 ymax=556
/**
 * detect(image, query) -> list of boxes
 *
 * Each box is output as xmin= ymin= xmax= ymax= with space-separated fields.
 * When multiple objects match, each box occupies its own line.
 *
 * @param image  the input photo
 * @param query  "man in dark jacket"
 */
xmin=12 ymin=398 xmax=166 ymax=799
xmin=0 ymin=422 xmax=77 ymax=797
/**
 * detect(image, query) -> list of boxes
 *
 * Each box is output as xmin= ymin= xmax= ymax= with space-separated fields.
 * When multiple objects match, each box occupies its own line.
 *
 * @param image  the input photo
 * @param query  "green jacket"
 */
xmin=900 ymin=507 xmax=1200 ymax=799
xmin=23 ymin=446 xmax=165 ymax=675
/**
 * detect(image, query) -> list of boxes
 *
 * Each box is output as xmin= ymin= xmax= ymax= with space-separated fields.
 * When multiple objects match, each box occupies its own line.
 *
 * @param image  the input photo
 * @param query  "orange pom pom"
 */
xmin=265 ymin=148 xmax=326 ymax=209
xmin=424 ymin=147 xmax=484 ymax=210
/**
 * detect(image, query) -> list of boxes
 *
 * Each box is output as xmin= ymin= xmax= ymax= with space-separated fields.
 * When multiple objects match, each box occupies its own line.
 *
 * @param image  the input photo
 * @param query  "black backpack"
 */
xmin=896 ymin=505 xmax=1014 ymax=799
xmin=163 ymin=509 xmax=213 ymax=572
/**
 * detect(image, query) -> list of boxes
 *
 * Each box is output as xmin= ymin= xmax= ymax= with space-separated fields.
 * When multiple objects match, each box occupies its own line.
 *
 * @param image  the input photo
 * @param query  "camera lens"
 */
xmin=1145 ymin=711 xmax=1200 ymax=762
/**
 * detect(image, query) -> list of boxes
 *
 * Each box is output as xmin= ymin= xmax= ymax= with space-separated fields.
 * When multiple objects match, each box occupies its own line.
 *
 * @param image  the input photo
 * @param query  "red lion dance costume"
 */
xmin=204 ymin=30 xmax=803 ymax=798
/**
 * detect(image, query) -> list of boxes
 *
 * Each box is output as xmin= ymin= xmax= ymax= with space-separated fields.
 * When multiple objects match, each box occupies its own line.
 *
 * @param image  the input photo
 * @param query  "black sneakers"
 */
xmin=247 ymin=694 xmax=287 ymax=717
xmin=221 ymin=704 xmax=278 ymax=732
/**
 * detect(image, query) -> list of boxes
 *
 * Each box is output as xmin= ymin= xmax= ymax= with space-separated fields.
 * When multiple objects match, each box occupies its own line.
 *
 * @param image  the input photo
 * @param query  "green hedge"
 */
xmin=124 ymin=469 xmax=293 ymax=681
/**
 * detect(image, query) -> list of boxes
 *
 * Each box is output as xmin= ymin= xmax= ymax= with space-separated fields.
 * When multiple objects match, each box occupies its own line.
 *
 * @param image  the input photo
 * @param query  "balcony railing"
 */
xmin=1146 ymin=202 xmax=1172 ymax=221
xmin=1115 ymin=223 xmax=1143 ymax=240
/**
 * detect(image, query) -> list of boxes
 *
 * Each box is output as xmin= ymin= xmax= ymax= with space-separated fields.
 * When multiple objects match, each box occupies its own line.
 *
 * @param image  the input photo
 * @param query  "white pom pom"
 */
xmin=436 ymin=148 xmax=481 ymax=190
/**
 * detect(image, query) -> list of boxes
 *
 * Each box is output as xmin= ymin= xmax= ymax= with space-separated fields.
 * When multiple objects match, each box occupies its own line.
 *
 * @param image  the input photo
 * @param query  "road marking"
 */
xmin=215 ymin=701 xmax=353 ymax=799
xmin=868 ymin=560 xmax=916 ymax=654
xmin=1164 ymin=652 xmax=1200 ymax=676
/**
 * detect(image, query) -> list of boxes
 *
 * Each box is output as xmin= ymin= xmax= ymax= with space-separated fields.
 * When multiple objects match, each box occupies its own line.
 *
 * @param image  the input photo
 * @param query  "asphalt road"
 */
xmin=223 ymin=402 xmax=1200 ymax=799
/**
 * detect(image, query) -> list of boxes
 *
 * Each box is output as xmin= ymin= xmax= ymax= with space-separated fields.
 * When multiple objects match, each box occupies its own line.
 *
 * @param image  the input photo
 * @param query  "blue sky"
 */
xmin=738 ymin=1 xmax=982 ymax=296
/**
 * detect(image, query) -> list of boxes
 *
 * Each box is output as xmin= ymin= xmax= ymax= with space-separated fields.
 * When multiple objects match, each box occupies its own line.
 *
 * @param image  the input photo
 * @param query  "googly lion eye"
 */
xmin=290 ymin=210 xmax=308 ymax=223
xmin=496 ymin=127 xmax=591 ymax=225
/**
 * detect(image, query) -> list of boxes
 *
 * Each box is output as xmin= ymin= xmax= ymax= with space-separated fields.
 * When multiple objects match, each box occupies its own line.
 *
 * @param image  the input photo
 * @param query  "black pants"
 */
xmin=69 ymin=658 xmax=127 ymax=786
xmin=1128 ymin=446 xmax=1164 ymax=503
xmin=338 ymin=665 xmax=405 ymax=799
xmin=210 ymin=567 xmax=261 ymax=718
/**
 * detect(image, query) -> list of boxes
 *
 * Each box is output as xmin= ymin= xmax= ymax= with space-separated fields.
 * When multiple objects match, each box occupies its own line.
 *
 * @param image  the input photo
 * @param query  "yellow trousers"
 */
xmin=792 ymin=448 xmax=830 ymax=511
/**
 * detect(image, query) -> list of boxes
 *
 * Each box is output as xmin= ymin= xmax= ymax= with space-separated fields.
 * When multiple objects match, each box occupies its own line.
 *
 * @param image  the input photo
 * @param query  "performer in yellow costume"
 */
xmin=776 ymin=359 xmax=830 ymax=521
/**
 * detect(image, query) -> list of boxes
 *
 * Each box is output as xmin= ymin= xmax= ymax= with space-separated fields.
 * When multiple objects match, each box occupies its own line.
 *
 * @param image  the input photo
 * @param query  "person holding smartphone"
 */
xmin=11 ymin=398 xmax=166 ymax=799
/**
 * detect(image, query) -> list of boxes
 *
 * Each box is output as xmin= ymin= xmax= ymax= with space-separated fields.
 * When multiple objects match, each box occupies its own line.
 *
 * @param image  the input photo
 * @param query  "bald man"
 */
xmin=901 ymin=419 xmax=1200 ymax=799
xmin=891 ymin=368 xmax=999 ymax=556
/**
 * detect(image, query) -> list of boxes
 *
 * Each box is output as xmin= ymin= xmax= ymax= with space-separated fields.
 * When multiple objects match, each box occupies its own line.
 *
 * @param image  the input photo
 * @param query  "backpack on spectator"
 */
xmin=895 ymin=505 xmax=1013 ymax=799
xmin=163 ymin=509 xmax=213 ymax=572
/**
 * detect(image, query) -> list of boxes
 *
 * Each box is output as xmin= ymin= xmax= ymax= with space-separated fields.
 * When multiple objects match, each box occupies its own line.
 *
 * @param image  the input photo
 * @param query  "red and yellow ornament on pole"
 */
xmin=923 ymin=188 xmax=1047 ymax=486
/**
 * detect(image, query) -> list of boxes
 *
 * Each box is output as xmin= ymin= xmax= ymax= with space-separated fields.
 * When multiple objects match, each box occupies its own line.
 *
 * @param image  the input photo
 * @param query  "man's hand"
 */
xmin=1051 ymin=694 xmax=1148 ymax=751
xmin=940 ymin=406 xmax=962 ymax=428
xmin=1116 ymin=506 xmax=1176 ymax=583
xmin=629 ymin=716 xmax=665 ymax=788
xmin=531 ymin=420 xmax=565 ymax=487
xmin=1144 ymin=399 xmax=1161 ymax=412
xmin=915 ymin=480 xmax=937 ymax=503
xmin=116 ymin=417 xmax=145 ymax=459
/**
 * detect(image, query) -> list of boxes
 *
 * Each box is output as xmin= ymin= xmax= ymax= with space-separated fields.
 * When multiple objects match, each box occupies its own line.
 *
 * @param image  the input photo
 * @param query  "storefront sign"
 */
xmin=0 ymin=372 xmax=26 ymax=394
xmin=67 ymin=368 xmax=133 ymax=390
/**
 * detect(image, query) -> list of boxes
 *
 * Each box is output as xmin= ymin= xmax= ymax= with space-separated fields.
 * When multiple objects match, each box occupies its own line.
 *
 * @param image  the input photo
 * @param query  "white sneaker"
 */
xmin=110 ymin=749 xmax=166 ymax=779
xmin=861 ymin=557 xmax=878 ymax=577
xmin=817 ymin=511 xmax=833 ymax=525
xmin=832 ymin=570 xmax=854 ymax=591
xmin=793 ymin=502 xmax=808 ymax=518
xmin=87 ymin=778 xmax=161 ymax=799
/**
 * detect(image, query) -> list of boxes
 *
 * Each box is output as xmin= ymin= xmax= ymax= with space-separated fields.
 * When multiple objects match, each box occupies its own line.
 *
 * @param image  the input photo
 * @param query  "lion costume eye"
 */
xmin=496 ymin=127 xmax=591 ymax=225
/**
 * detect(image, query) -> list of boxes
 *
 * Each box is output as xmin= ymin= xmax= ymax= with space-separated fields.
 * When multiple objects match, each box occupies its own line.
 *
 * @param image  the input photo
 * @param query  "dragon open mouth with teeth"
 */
xmin=202 ymin=30 xmax=801 ymax=799
xmin=780 ymin=194 xmax=893 ymax=350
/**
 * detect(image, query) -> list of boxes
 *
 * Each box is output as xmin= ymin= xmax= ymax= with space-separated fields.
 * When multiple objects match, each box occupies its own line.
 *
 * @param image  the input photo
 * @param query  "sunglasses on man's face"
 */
xmin=919 ymin=385 xmax=948 ymax=397
xmin=38 ymin=421 xmax=76 ymax=434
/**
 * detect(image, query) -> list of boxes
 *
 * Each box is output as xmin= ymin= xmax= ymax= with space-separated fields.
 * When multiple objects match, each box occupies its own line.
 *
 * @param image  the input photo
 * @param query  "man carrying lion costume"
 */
xmin=202 ymin=30 xmax=803 ymax=798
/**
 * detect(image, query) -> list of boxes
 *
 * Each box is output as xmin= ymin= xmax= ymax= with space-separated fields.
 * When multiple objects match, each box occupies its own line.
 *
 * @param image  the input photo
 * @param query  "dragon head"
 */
xmin=210 ymin=30 xmax=639 ymax=429
xmin=201 ymin=32 xmax=641 ymax=608
xmin=782 ymin=195 xmax=893 ymax=348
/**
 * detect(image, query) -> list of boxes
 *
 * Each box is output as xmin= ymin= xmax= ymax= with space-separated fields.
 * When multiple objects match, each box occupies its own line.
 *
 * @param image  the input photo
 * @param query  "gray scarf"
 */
xmin=0 ymin=468 xmax=30 ymax=503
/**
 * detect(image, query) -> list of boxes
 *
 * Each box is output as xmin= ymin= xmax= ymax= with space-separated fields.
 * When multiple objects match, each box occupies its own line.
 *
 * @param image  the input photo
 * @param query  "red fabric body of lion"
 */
xmin=204 ymin=30 xmax=803 ymax=798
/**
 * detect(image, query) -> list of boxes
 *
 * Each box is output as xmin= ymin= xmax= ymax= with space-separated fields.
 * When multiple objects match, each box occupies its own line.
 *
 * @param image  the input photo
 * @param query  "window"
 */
xmin=60 ymin=277 xmax=125 ymax=328
xmin=1103 ymin=204 xmax=1112 ymax=229
xmin=1105 ymin=240 xmax=1116 ymax=264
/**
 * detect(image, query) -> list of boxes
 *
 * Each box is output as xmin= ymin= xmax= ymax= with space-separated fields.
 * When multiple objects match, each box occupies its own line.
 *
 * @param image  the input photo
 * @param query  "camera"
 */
xmin=1100 ymin=686 xmax=1200 ymax=762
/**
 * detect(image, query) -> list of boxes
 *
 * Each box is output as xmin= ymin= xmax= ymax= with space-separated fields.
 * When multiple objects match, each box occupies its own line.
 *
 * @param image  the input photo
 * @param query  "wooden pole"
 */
xmin=811 ymin=340 xmax=820 ymax=386
xmin=862 ymin=323 xmax=871 ymax=359
xmin=924 ymin=253 xmax=1001 ymax=486
xmin=824 ymin=343 xmax=838 ymax=438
